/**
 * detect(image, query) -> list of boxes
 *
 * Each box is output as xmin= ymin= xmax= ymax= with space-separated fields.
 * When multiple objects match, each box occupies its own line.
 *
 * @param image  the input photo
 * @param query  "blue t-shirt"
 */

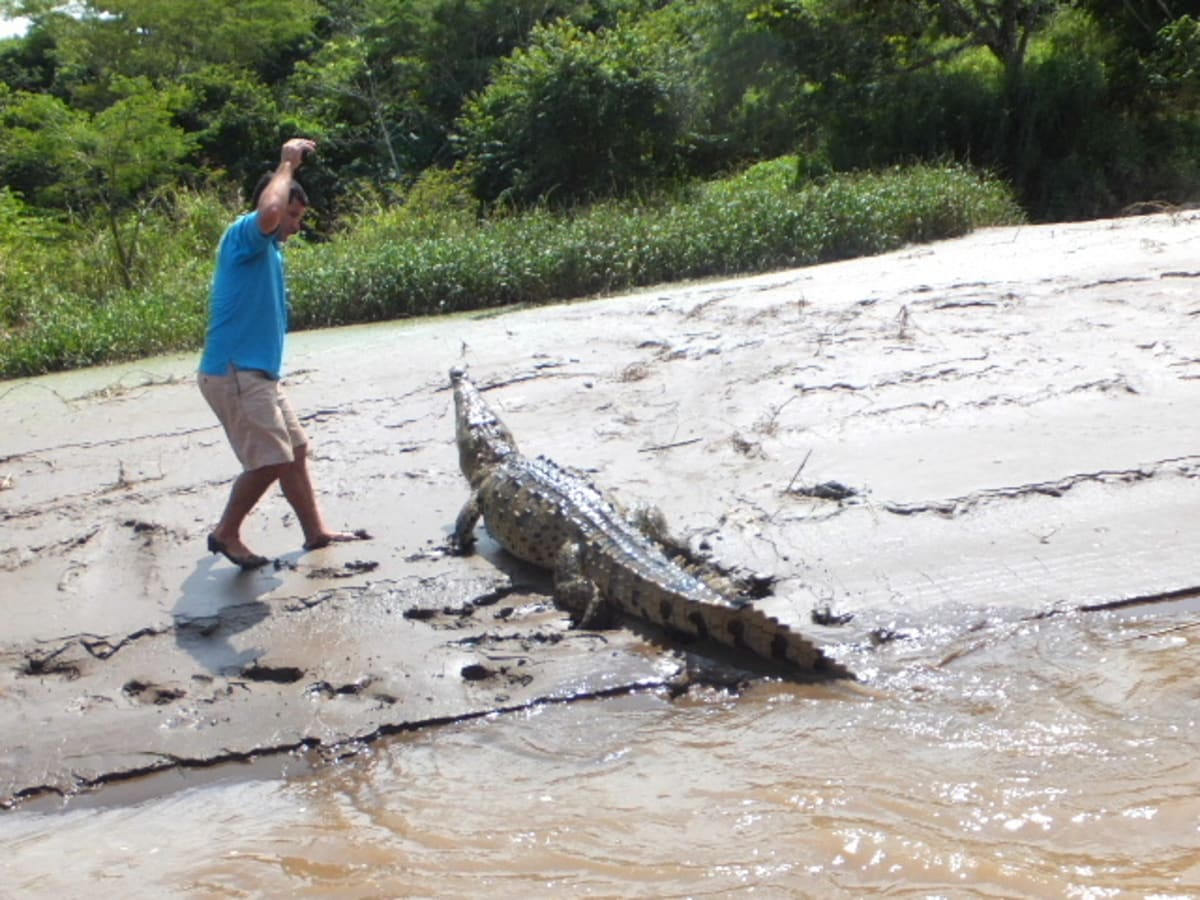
xmin=198 ymin=211 xmax=289 ymax=379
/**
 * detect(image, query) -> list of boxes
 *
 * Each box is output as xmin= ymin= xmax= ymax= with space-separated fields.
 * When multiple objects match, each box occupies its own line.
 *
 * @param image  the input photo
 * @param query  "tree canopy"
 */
xmin=0 ymin=0 xmax=1197 ymax=226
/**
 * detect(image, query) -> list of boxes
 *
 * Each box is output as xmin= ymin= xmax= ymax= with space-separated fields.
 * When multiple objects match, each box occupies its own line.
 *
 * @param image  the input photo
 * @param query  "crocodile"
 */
xmin=448 ymin=367 xmax=833 ymax=674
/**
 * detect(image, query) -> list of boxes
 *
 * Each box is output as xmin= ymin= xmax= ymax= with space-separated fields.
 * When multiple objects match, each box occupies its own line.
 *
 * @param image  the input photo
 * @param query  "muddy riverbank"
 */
xmin=3 ymin=212 xmax=1199 ymax=819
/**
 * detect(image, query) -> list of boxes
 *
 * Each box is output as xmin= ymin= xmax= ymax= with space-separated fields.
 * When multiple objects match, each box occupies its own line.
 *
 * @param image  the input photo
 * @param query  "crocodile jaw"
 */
xmin=451 ymin=366 xmax=519 ymax=487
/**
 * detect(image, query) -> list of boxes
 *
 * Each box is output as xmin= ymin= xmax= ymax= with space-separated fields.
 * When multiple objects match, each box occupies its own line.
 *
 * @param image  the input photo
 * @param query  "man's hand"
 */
xmin=281 ymin=138 xmax=317 ymax=169
xmin=257 ymin=138 xmax=317 ymax=238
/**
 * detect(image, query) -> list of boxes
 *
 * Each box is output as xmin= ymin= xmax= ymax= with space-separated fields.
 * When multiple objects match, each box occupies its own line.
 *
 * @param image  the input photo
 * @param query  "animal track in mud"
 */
xmin=81 ymin=627 xmax=164 ymax=660
xmin=811 ymin=606 xmax=855 ymax=626
xmin=122 ymin=519 xmax=161 ymax=534
xmin=402 ymin=584 xmax=543 ymax=629
xmin=450 ymin=629 xmax=572 ymax=651
xmin=307 ymin=560 xmax=380 ymax=579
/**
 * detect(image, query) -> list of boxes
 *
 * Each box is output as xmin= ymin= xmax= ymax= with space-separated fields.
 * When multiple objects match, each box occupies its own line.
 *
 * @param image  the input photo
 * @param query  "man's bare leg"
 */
xmin=277 ymin=444 xmax=366 ymax=550
xmin=209 ymin=463 xmax=284 ymax=566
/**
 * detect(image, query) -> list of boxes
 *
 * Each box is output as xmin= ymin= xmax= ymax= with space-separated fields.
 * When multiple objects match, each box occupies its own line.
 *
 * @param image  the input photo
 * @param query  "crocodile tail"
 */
xmin=686 ymin=599 xmax=825 ymax=670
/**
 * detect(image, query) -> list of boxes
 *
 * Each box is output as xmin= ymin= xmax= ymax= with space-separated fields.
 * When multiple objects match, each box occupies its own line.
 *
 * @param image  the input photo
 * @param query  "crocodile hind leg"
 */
xmin=554 ymin=542 xmax=616 ymax=628
xmin=629 ymin=502 xmax=736 ymax=593
xmin=628 ymin=503 xmax=678 ymax=550
xmin=629 ymin=502 xmax=767 ymax=600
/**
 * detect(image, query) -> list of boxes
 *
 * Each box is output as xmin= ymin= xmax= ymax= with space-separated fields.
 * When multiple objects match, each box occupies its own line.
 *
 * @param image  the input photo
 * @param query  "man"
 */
xmin=198 ymin=137 xmax=366 ymax=569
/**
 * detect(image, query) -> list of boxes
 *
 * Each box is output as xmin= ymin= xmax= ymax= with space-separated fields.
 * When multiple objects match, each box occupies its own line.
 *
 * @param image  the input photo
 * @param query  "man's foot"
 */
xmin=303 ymin=528 xmax=372 ymax=552
xmin=207 ymin=533 xmax=270 ymax=570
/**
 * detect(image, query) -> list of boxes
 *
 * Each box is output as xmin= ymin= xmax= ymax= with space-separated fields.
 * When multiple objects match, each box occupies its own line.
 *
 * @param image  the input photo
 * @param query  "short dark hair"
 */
xmin=250 ymin=173 xmax=309 ymax=210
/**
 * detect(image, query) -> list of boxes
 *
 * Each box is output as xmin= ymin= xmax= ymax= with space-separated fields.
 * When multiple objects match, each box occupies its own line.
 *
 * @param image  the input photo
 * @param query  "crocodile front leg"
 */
xmin=451 ymin=491 xmax=482 ymax=555
xmin=554 ymin=542 xmax=616 ymax=628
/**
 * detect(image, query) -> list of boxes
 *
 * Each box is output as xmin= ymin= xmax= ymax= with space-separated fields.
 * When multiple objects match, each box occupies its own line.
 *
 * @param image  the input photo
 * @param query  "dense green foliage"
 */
xmin=3 ymin=0 xmax=1195 ymax=216
xmin=0 ymin=0 xmax=1195 ymax=377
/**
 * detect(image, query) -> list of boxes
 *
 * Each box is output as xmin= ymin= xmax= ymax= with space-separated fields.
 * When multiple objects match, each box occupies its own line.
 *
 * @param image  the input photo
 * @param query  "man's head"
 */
xmin=275 ymin=197 xmax=308 ymax=243
xmin=251 ymin=175 xmax=309 ymax=242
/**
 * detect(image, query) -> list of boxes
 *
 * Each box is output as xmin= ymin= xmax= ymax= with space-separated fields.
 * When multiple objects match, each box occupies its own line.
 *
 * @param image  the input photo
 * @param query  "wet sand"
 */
xmin=3 ymin=211 xmax=1199 ymax=810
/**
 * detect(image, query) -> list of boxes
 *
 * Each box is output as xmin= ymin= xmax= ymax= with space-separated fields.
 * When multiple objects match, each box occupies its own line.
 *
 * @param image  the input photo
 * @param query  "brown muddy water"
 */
xmin=4 ymin=597 xmax=1199 ymax=898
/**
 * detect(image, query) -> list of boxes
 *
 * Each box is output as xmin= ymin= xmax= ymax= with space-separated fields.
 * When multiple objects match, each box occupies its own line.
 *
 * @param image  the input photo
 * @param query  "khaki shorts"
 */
xmin=198 ymin=368 xmax=308 ymax=471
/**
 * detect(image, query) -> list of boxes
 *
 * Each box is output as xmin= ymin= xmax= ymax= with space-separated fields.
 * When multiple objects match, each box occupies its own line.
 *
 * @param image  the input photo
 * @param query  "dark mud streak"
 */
xmin=1 ymin=478 xmax=228 ymax=526
xmin=884 ymin=457 xmax=1200 ymax=518
xmin=1 ymin=576 xmax=672 ymax=809
xmin=796 ymin=375 xmax=1139 ymax=419
xmin=80 ymin=627 xmax=167 ymax=660
xmin=1076 ymin=584 xmax=1200 ymax=613
xmin=793 ymin=362 xmax=1004 ymax=398
xmin=1 ymin=680 xmax=671 ymax=810
xmin=0 ymin=526 xmax=101 ymax=563
xmin=4 ymin=424 xmax=223 ymax=463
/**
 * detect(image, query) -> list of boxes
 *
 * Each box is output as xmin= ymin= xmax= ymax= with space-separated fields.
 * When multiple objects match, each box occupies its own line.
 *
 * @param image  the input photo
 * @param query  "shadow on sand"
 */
xmin=172 ymin=557 xmax=281 ymax=674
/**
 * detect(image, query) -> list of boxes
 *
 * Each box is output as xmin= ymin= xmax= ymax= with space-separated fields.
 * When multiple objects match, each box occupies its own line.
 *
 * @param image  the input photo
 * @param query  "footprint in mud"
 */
xmin=811 ymin=605 xmax=855 ymax=626
xmin=459 ymin=661 xmax=534 ymax=689
xmin=21 ymin=650 xmax=82 ymax=680
xmin=122 ymin=679 xmax=186 ymax=705
xmin=122 ymin=519 xmax=187 ymax=547
xmin=305 ymin=676 xmax=374 ymax=697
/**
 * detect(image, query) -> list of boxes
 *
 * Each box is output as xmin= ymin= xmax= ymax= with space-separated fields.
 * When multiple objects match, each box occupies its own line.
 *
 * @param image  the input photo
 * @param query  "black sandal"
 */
xmin=207 ymin=533 xmax=270 ymax=570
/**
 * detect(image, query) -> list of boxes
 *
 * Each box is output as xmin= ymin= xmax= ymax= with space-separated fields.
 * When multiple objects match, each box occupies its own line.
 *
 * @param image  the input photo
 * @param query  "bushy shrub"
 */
xmin=455 ymin=19 xmax=685 ymax=207
xmin=0 ymin=187 xmax=234 ymax=376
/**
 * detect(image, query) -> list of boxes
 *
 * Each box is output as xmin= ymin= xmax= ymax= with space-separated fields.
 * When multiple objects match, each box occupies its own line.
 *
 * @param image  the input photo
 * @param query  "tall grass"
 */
xmin=0 ymin=160 xmax=1022 ymax=379
xmin=289 ymin=159 xmax=1020 ymax=327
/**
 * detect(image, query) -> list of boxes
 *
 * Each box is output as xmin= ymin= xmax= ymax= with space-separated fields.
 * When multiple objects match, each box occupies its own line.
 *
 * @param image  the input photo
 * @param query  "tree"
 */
xmin=1078 ymin=0 xmax=1200 ymax=52
xmin=178 ymin=64 xmax=284 ymax=191
xmin=934 ymin=1 xmax=1056 ymax=75
xmin=0 ymin=85 xmax=82 ymax=207
xmin=285 ymin=0 xmax=617 ymax=189
xmin=752 ymin=1 xmax=1126 ymax=208
xmin=455 ymin=19 xmax=686 ymax=206
xmin=81 ymin=78 xmax=198 ymax=288
xmin=640 ymin=0 xmax=804 ymax=173
xmin=0 ymin=16 xmax=57 ymax=92
xmin=930 ymin=1 xmax=1057 ymax=185
xmin=286 ymin=31 xmax=426 ymax=185
xmin=0 ymin=77 xmax=197 ymax=288
xmin=1 ymin=0 xmax=322 ymax=108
